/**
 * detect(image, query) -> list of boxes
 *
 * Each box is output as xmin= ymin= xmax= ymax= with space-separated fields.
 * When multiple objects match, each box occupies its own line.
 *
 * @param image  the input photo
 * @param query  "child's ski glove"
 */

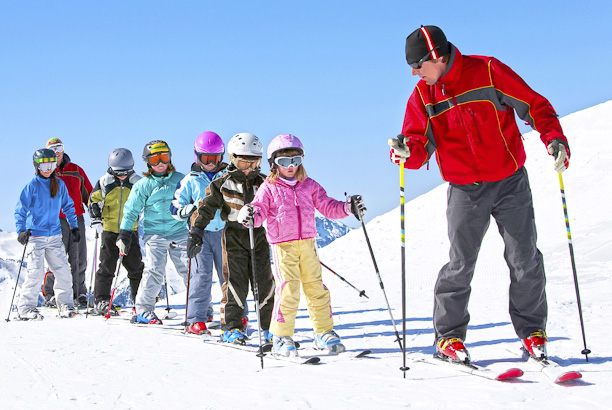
xmin=547 ymin=138 xmax=570 ymax=173
xmin=347 ymin=195 xmax=367 ymax=219
xmin=116 ymin=229 xmax=132 ymax=256
xmin=91 ymin=220 xmax=103 ymax=235
xmin=178 ymin=203 xmax=197 ymax=219
xmin=17 ymin=230 xmax=31 ymax=245
xmin=237 ymin=204 xmax=256 ymax=227
xmin=187 ymin=226 xmax=204 ymax=258
xmin=71 ymin=227 xmax=81 ymax=243
xmin=389 ymin=134 xmax=410 ymax=165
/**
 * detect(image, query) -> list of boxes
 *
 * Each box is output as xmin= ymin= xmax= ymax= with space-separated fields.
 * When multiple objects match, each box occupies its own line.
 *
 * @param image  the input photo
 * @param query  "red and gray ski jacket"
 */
xmin=400 ymin=45 xmax=567 ymax=185
xmin=56 ymin=153 xmax=93 ymax=218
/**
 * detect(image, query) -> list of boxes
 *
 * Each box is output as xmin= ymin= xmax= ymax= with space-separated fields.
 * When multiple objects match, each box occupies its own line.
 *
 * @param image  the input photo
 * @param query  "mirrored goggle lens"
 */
xmin=235 ymin=158 xmax=261 ymax=170
xmin=38 ymin=162 xmax=57 ymax=172
xmin=148 ymin=152 xmax=171 ymax=165
xmin=274 ymin=155 xmax=303 ymax=168
xmin=198 ymin=153 xmax=222 ymax=165
xmin=48 ymin=143 xmax=64 ymax=153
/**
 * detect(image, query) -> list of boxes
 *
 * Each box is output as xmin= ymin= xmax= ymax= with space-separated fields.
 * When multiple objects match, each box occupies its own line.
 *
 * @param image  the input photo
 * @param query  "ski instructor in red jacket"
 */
xmin=389 ymin=25 xmax=570 ymax=364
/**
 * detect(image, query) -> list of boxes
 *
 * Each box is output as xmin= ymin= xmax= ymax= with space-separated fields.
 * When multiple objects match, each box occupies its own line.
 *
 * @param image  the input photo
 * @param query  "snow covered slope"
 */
xmin=0 ymin=101 xmax=611 ymax=409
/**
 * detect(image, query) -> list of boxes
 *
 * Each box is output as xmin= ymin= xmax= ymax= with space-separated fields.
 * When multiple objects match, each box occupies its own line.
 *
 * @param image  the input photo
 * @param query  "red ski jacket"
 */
xmin=56 ymin=153 xmax=93 ymax=218
xmin=401 ymin=45 xmax=567 ymax=185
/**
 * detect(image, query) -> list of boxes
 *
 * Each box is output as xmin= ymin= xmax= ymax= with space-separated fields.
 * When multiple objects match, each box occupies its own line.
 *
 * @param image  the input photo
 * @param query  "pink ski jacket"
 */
xmin=250 ymin=177 xmax=350 ymax=245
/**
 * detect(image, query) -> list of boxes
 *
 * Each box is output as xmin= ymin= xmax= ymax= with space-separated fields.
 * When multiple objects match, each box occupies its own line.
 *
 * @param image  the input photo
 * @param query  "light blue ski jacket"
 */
xmin=120 ymin=171 xmax=187 ymax=236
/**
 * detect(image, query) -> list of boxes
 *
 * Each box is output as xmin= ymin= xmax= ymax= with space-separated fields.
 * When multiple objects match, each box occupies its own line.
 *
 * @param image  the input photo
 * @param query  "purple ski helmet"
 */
xmin=194 ymin=131 xmax=224 ymax=163
xmin=267 ymin=134 xmax=304 ymax=167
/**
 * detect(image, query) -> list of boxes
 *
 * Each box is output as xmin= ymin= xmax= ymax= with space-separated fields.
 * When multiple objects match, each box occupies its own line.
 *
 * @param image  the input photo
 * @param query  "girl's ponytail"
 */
xmin=49 ymin=173 xmax=59 ymax=198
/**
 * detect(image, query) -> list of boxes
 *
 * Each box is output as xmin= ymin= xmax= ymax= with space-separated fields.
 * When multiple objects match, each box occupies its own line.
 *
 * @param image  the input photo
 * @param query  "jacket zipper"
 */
xmin=118 ymin=180 xmax=125 ymax=232
xmin=291 ymin=186 xmax=302 ymax=239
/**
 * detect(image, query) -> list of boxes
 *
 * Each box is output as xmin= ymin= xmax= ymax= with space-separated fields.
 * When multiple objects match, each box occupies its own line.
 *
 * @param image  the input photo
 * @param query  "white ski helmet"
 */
xmin=227 ymin=133 xmax=263 ymax=157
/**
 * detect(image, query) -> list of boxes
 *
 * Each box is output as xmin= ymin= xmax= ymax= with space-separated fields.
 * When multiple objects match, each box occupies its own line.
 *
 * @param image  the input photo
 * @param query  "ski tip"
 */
xmin=496 ymin=368 xmax=524 ymax=380
xmin=555 ymin=371 xmax=582 ymax=383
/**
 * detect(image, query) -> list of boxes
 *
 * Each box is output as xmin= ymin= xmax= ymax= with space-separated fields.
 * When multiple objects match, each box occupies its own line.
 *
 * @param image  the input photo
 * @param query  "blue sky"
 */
xmin=1 ymin=1 xmax=610 ymax=231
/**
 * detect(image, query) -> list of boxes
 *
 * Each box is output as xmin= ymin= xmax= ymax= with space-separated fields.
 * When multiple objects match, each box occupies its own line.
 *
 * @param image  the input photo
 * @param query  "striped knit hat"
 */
xmin=405 ymin=25 xmax=449 ymax=66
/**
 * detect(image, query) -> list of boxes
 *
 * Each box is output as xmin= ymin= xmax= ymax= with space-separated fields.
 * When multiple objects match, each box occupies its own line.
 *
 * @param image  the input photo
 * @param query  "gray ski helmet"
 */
xmin=142 ymin=140 xmax=171 ymax=161
xmin=32 ymin=148 xmax=57 ymax=172
xmin=108 ymin=148 xmax=134 ymax=173
xmin=227 ymin=133 xmax=263 ymax=157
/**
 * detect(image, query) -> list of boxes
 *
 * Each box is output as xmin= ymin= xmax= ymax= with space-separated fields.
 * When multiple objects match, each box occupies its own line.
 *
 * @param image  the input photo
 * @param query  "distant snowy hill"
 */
xmin=315 ymin=215 xmax=352 ymax=248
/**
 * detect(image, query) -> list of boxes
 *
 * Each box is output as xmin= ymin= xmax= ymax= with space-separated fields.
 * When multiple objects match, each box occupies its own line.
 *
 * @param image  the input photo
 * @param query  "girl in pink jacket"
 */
xmin=237 ymin=134 xmax=366 ymax=357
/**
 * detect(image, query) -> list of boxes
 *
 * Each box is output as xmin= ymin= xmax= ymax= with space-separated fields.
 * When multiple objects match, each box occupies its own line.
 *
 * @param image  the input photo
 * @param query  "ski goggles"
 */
xmin=274 ymin=155 xmax=303 ymax=169
xmin=110 ymin=168 xmax=134 ymax=177
xmin=38 ymin=162 xmax=57 ymax=172
xmin=234 ymin=156 xmax=261 ymax=171
xmin=408 ymin=46 xmax=440 ymax=69
xmin=197 ymin=152 xmax=223 ymax=165
xmin=47 ymin=143 xmax=64 ymax=153
xmin=147 ymin=152 xmax=171 ymax=166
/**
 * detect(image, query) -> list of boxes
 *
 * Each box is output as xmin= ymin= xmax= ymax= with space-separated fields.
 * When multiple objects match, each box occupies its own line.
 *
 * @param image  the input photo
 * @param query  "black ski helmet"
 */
xmin=142 ymin=140 xmax=171 ymax=162
xmin=32 ymin=148 xmax=57 ymax=172
xmin=108 ymin=148 xmax=134 ymax=174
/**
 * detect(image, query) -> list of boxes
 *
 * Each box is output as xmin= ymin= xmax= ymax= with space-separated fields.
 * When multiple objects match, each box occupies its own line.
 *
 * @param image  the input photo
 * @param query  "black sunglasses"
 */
xmin=409 ymin=46 xmax=440 ymax=69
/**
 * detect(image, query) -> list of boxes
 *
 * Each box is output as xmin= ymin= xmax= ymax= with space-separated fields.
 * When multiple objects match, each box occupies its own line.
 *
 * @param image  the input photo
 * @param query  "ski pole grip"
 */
xmin=169 ymin=241 xmax=187 ymax=249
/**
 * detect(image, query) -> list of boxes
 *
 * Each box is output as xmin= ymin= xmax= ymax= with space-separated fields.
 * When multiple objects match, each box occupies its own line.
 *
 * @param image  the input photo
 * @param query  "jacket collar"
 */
xmin=434 ymin=43 xmax=462 ymax=94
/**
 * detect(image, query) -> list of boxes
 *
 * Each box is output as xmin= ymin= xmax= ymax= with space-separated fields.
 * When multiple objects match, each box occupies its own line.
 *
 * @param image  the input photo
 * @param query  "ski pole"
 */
xmin=105 ymin=254 xmax=123 ymax=319
xmin=558 ymin=173 xmax=591 ymax=362
xmin=319 ymin=261 xmax=369 ymax=299
xmin=169 ymin=241 xmax=190 ymax=331
xmin=247 ymin=209 xmax=265 ymax=369
xmin=5 ymin=231 xmax=30 ymax=322
xmin=85 ymin=232 xmax=100 ymax=319
xmin=399 ymin=161 xmax=409 ymax=376
xmin=349 ymin=193 xmax=404 ymax=353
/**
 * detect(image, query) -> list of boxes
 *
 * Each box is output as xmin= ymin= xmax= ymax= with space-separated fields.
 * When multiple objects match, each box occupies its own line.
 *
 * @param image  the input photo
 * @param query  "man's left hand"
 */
xmin=547 ymin=138 xmax=570 ymax=173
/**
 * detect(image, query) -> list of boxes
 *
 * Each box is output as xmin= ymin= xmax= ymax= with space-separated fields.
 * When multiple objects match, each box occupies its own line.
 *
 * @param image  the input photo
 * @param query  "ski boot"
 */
xmin=93 ymin=300 xmax=119 ymax=316
xmin=314 ymin=330 xmax=346 ymax=353
xmin=263 ymin=329 xmax=273 ymax=344
xmin=58 ymin=305 xmax=77 ymax=318
xmin=436 ymin=337 xmax=470 ymax=363
xmin=241 ymin=316 xmax=249 ymax=333
xmin=522 ymin=330 xmax=548 ymax=360
xmin=131 ymin=310 xmax=163 ymax=325
xmin=187 ymin=322 xmax=211 ymax=335
xmin=19 ymin=308 xmax=44 ymax=321
xmin=272 ymin=335 xmax=297 ymax=357
xmin=222 ymin=328 xmax=246 ymax=345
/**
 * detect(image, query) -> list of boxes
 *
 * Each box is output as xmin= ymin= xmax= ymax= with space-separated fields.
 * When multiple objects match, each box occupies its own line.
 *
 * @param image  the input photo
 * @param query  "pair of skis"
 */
xmin=419 ymin=349 xmax=582 ymax=384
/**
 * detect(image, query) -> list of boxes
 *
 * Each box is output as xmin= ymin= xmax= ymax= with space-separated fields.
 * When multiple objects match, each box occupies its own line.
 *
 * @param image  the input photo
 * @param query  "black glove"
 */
xmin=71 ymin=227 xmax=81 ymax=243
xmin=348 ymin=195 xmax=367 ymax=219
xmin=116 ymin=229 xmax=133 ymax=256
xmin=17 ymin=230 xmax=31 ymax=245
xmin=187 ymin=226 xmax=204 ymax=258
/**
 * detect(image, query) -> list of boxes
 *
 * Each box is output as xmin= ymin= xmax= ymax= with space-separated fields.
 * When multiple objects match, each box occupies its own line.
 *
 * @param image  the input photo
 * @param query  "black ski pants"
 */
xmin=433 ymin=167 xmax=547 ymax=341
xmin=221 ymin=226 xmax=275 ymax=331
xmin=94 ymin=230 xmax=144 ymax=304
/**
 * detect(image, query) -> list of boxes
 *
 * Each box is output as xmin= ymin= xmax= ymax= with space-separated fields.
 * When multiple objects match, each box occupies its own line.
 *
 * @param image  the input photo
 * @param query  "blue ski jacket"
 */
xmin=15 ymin=175 xmax=78 ymax=236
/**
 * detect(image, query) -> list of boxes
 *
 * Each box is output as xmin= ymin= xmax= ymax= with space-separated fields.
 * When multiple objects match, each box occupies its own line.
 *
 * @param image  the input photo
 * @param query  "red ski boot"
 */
xmin=436 ymin=337 xmax=471 ymax=363
xmin=522 ymin=330 xmax=548 ymax=360
xmin=187 ymin=322 xmax=211 ymax=336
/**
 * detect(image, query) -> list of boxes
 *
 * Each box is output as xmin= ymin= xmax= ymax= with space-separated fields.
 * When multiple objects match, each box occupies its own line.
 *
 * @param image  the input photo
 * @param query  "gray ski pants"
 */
xmin=433 ymin=167 xmax=547 ymax=341
xmin=135 ymin=232 xmax=189 ymax=315
xmin=18 ymin=234 xmax=74 ymax=314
